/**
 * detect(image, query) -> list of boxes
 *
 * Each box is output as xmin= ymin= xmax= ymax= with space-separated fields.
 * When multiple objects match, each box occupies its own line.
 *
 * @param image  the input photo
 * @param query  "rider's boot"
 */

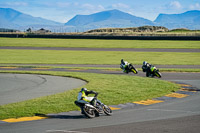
xmin=80 ymin=107 xmax=85 ymax=114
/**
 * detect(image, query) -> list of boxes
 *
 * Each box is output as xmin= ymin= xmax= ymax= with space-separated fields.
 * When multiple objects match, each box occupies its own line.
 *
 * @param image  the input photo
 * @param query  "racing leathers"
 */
xmin=77 ymin=89 xmax=98 ymax=106
xmin=77 ymin=88 xmax=98 ymax=114
xmin=120 ymin=60 xmax=129 ymax=73
xmin=142 ymin=62 xmax=153 ymax=77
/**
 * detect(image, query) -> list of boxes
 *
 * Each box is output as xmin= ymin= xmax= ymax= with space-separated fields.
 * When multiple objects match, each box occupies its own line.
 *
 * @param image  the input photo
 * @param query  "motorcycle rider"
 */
xmin=142 ymin=61 xmax=153 ymax=77
xmin=120 ymin=59 xmax=129 ymax=73
xmin=77 ymin=88 xmax=98 ymax=114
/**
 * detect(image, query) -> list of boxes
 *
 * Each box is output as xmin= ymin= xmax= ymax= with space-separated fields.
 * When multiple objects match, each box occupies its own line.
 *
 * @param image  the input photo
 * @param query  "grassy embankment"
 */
xmin=1 ymin=29 xmax=200 ymax=36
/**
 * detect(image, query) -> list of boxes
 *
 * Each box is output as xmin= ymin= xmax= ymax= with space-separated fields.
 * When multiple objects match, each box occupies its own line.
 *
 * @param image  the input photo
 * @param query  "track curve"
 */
xmin=0 ymin=73 xmax=86 ymax=105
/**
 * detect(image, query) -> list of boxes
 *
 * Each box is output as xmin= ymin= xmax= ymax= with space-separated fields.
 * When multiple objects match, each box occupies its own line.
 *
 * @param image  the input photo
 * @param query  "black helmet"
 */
xmin=81 ymin=88 xmax=87 ymax=92
xmin=121 ymin=59 xmax=125 ymax=65
xmin=143 ymin=61 xmax=147 ymax=66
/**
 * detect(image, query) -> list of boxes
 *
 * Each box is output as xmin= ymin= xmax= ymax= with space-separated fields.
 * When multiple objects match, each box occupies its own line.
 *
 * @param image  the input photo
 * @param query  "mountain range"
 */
xmin=155 ymin=10 xmax=200 ymax=30
xmin=0 ymin=8 xmax=62 ymax=30
xmin=0 ymin=7 xmax=200 ymax=31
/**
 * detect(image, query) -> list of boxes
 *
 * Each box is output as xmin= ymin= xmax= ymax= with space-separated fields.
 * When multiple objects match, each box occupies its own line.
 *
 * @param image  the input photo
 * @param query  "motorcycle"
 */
xmin=120 ymin=63 xmax=138 ymax=74
xmin=149 ymin=66 xmax=162 ymax=78
xmin=75 ymin=97 xmax=112 ymax=118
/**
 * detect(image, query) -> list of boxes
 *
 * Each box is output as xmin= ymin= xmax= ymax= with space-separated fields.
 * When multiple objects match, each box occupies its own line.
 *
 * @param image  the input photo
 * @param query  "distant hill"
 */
xmin=86 ymin=26 xmax=169 ymax=33
xmin=65 ymin=9 xmax=155 ymax=29
xmin=154 ymin=10 xmax=200 ymax=30
xmin=0 ymin=8 xmax=62 ymax=30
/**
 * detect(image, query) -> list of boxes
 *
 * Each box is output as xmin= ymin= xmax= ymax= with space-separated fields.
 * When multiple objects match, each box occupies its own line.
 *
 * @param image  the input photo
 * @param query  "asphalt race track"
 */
xmin=0 ymin=73 xmax=86 ymax=105
xmin=0 ymin=47 xmax=200 ymax=133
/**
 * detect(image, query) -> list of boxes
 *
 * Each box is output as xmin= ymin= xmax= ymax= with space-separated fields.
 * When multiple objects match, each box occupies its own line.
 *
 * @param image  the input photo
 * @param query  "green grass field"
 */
xmin=0 ymin=37 xmax=200 ymax=49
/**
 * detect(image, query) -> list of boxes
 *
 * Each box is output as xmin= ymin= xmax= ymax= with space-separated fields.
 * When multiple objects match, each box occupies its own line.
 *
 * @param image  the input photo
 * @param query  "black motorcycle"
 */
xmin=75 ymin=97 xmax=112 ymax=118
xmin=143 ymin=65 xmax=162 ymax=78
xmin=150 ymin=66 xmax=162 ymax=78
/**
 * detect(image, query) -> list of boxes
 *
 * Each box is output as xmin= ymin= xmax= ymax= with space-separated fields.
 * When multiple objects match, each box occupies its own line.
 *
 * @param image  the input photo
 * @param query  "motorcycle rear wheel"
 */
xmin=83 ymin=106 xmax=96 ymax=118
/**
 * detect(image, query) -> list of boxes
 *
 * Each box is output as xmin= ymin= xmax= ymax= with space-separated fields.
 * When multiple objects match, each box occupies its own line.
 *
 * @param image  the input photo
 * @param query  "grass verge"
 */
xmin=0 ymin=70 xmax=179 ymax=120
xmin=0 ymin=37 xmax=200 ymax=49
xmin=0 ymin=49 xmax=199 ymax=65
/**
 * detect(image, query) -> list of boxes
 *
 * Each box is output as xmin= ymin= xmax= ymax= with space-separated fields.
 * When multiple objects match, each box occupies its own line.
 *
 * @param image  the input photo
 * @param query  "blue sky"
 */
xmin=0 ymin=0 xmax=200 ymax=23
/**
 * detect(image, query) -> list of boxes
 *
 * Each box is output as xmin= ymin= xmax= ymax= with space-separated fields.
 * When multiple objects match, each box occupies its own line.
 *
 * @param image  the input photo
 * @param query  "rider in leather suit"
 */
xmin=77 ymin=88 xmax=98 ymax=114
xmin=120 ymin=59 xmax=129 ymax=73
xmin=142 ymin=61 xmax=153 ymax=77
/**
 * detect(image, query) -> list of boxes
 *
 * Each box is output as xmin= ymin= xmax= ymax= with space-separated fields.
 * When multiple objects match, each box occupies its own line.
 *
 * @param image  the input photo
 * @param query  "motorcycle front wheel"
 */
xmin=103 ymin=105 xmax=112 ymax=115
xmin=129 ymin=64 xmax=138 ymax=74
xmin=131 ymin=68 xmax=138 ymax=74
xmin=83 ymin=106 xmax=96 ymax=118
xmin=155 ymin=71 xmax=162 ymax=78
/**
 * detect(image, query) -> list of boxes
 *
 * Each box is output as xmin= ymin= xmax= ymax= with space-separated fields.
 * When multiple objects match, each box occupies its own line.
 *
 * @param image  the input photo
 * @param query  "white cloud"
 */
xmin=73 ymin=2 xmax=79 ymax=6
xmin=189 ymin=3 xmax=200 ymax=10
xmin=82 ymin=4 xmax=95 ymax=9
xmin=80 ymin=4 xmax=105 ymax=14
xmin=6 ymin=2 xmax=28 ymax=6
xmin=112 ymin=3 xmax=130 ymax=9
xmin=97 ymin=5 xmax=105 ymax=11
xmin=56 ymin=2 xmax=70 ymax=8
xmin=82 ymin=3 xmax=95 ymax=10
xmin=81 ymin=3 xmax=105 ymax=10
xmin=110 ymin=3 xmax=133 ymax=15
xmin=170 ymin=1 xmax=182 ymax=9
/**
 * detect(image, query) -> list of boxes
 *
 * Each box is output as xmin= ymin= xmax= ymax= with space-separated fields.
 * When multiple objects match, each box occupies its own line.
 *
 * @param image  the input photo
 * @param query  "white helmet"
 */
xmin=81 ymin=88 xmax=87 ymax=92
